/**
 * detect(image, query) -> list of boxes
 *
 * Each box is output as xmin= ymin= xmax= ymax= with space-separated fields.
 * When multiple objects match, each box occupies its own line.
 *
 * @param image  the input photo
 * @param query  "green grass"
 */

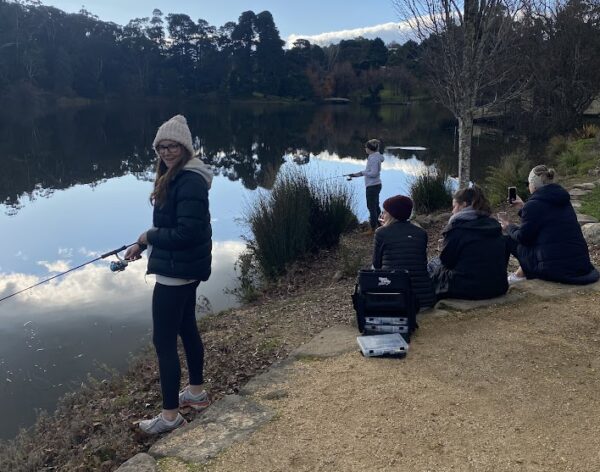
xmin=556 ymin=138 xmax=600 ymax=176
xmin=580 ymin=186 xmax=600 ymax=220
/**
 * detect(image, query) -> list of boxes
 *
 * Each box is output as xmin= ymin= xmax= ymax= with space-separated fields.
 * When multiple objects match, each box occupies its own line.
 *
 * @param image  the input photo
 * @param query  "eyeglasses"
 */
xmin=155 ymin=143 xmax=181 ymax=153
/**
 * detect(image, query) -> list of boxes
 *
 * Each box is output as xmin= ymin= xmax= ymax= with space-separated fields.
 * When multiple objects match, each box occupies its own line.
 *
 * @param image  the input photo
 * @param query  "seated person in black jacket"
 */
xmin=429 ymin=185 xmax=508 ymax=300
xmin=500 ymin=165 xmax=599 ymax=285
xmin=372 ymin=195 xmax=436 ymax=309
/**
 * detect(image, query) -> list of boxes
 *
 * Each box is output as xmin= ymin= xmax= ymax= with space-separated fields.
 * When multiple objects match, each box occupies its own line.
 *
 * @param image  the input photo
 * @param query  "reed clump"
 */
xmin=410 ymin=168 xmax=452 ymax=214
xmin=244 ymin=169 xmax=358 ymax=279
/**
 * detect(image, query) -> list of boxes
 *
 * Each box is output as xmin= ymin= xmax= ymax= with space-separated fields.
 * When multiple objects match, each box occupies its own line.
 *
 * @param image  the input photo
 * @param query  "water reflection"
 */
xmin=1 ymin=102 xmax=463 ymax=211
xmin=0 ymin=240 xmax=244 ymax=438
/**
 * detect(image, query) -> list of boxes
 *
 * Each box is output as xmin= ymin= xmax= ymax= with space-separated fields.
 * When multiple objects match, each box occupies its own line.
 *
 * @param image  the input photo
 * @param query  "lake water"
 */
xmin=0 ymin=101 xmax=512 ymax=439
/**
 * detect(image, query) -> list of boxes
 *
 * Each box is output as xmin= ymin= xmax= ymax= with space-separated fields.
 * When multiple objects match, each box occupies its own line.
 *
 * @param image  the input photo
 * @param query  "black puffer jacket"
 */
xmin=507 ymin=183 xmax=598 ymax=284
xmin=146 ymin=165 xmax=212 ymax=281
xmin=433 ymin=215 xmax=508 ymax=300
xmin=372 ymin=221 xmax=435 ymax=309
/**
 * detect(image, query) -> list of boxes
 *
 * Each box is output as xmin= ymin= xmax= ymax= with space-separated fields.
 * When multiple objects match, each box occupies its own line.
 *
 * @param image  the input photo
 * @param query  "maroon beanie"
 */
xmin=383 ymin=195 xmax=413 ymax=221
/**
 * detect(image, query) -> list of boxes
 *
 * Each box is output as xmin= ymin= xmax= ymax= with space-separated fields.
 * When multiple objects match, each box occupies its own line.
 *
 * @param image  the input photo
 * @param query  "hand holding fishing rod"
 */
xmin=122 ymin=231 xmax=148 ymax=262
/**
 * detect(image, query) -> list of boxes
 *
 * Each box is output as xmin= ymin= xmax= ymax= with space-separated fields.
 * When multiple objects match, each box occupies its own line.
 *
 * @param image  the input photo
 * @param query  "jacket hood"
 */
xmin=183 ymin=157 xmax=213 ymax=189
xmin=529 ymin=183 xmax=570 ymax=206
xmin=444 ymin=215 xmax=502 ymax=237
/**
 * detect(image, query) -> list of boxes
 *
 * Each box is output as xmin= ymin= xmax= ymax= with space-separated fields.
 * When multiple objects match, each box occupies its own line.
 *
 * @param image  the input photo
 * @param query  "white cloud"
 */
xmin=37 ymin=260 xmax=71 ymax=273
xmin=309 ymin=151 xmax=431 ymax=177
xmin=286 ymin=21 xmax=413 ymax=48
xmin=0 ymin=240 xmax=246 ymax=319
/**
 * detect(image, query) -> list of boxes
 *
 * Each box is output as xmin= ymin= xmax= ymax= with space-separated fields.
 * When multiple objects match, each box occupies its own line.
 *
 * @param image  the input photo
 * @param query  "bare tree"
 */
xmin=393 ymin=0 xmax=532 ymax=187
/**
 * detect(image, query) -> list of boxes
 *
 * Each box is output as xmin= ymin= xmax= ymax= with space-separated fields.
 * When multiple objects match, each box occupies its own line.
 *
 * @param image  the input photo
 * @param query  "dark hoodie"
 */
xmin=507 ymin=183 xmax=598 ymax=284
xmin=432 ymin=211 xmax=508 ymax=300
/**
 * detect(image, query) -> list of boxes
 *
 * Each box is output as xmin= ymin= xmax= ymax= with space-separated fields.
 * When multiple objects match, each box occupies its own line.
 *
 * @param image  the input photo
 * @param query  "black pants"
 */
xmin=505 ymin=235 xmax=520 ymax=263
xmin=152 ymin=281 xmax=204 ymax=410
xmin=366 ymin=184 xmax=382 ymax=229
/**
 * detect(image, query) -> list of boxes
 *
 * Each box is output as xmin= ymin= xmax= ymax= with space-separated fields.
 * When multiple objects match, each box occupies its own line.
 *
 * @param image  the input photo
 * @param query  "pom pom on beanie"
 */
xmin=383 ymin=195 xmax=413 ymax=221
xmin=152 ymin=115 xmax=194 ymax=157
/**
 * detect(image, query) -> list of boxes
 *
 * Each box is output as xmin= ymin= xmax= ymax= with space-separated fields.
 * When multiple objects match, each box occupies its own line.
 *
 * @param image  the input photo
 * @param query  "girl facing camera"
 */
xmin=124 ymin=115 xmax=213 ymax=434
xmin=500 ymin=165 xmax=599 ymax=285
xmin=429 ymin=185 xmax=508 ymax=300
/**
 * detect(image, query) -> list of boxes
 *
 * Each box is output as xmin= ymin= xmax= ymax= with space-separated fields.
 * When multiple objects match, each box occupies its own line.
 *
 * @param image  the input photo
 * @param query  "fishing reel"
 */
xmin=109 ymin=254 xmax=129 ymax=272
xmin=345 ymin=174 xmax=354 ymax=181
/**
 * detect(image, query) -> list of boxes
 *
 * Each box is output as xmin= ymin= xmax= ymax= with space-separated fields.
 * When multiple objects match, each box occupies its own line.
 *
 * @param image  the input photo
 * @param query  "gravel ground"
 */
xmin=203 ymin=292 xmax=600 ymax=472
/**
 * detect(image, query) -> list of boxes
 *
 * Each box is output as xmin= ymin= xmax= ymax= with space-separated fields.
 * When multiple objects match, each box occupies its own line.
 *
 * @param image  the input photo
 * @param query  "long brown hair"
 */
xmin=150 ymin=148 xmax=192 ymax=206
xmin=453 ymin=184 xmax=492 ymax=216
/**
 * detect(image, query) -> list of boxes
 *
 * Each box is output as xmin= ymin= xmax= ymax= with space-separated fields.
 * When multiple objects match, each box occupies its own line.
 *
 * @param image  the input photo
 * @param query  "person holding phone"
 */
xmin=500 ymin=165 xmax=599 ymax=285
xmin=429 ymin=185 xmax=508 ymax=300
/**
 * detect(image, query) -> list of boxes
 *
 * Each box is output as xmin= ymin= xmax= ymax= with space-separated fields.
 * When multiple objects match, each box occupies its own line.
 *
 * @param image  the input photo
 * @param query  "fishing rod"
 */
xmin=0 ymin=243 xmax=139 ymax=304
xmin=316 ymin=174 xmax=354 ymax=183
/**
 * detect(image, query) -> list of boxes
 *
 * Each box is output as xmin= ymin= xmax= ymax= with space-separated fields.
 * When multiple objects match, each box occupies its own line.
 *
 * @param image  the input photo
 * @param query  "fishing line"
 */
xmin=316 ymin=174 xmax=354 ymax=183
xmin=0 ymin=243 xmax=138 ymax=304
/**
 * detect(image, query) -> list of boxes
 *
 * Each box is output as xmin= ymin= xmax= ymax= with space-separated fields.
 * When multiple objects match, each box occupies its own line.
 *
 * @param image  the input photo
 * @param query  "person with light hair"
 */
xmin=500 ymin=165 xmax=599 ymax=285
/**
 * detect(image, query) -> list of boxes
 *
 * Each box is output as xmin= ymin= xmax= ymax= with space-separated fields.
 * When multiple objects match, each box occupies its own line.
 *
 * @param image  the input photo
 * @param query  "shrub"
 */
xmin=484 ymin=152 xmax=531 ymax=206
xmin=556 ymin=138 xmax=599 ymax=176
xmin=546 ymin=135 xmax=569 ymax=161
xmin=227 ymin=249 xmax=262 ymax=303
xmin=243 ymin=169 xmax=358 ymax=279
xmin=409 ymin=168 xmax=452 ymax=214
xmin=576 ymin=124 xmax=600 ymax=139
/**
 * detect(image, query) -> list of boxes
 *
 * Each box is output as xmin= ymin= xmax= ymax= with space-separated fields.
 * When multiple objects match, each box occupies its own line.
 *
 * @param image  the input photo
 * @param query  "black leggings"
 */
xmin=152 ymin=281 xmax=204 ymax=410
xmin=366 ymin=184 xmax=382 ymax=229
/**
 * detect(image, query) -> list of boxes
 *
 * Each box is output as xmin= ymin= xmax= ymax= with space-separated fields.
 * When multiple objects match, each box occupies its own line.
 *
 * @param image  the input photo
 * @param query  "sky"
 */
xmin=40 ymin=0 xmax=409 ymax=46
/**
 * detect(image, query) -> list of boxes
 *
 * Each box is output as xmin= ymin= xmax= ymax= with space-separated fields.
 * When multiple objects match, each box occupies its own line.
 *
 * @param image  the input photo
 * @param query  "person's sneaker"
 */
xmin=507 ymin=272 xmax=526 ymax=285
xmin=138 ymin=413 xmax=187 ymax=435
xmin=179 ymin=387 xmax=210 ymax=411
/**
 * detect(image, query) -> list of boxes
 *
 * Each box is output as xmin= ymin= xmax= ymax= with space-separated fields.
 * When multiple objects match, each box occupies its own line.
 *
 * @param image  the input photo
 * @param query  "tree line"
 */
xmin=0 ymin=0 xmax=429 ymax=105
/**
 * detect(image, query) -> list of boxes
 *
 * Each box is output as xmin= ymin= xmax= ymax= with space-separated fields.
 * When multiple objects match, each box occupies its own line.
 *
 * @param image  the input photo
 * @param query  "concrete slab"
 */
xmin=291 ymin=325 xmax=358 ymax=359
xmin=434 ymin=290 xmax=526 ymax=312
xmin=149 ymin=395 xmax=274 ymax=465
xmin=420 ymin=308 xmax=454 ymax=318
xmin=573 ymin=183 xmax=596 ymax=190
xmin=511 ymin=279 xmax=600 ymax=298
xmin=577 ymin=213 xmax=599 ymax=225
xmin=115 ymin=453 xmax=157 ymax=472
xmin=238 ymin=359 xmax=296 ymax=396
xmin=570 ymin=188 xmax=591 ymax=198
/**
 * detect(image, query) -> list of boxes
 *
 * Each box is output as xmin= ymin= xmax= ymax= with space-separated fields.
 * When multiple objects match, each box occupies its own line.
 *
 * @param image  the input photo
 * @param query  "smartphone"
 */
xmin=508 ymin=186 xmax=517 ymax=203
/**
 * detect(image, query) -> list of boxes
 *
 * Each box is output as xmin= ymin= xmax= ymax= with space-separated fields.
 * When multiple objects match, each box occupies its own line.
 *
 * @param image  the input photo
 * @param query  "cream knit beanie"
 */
xmin=152 ymin=115 xmax=194 ymax=156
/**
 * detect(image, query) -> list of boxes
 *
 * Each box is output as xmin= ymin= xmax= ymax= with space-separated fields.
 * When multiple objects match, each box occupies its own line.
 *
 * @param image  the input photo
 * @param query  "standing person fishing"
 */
xmin=124 ymin=115 xmax=213 ymax=434
xmin=349 ymin=139 xmax=385 ymax=233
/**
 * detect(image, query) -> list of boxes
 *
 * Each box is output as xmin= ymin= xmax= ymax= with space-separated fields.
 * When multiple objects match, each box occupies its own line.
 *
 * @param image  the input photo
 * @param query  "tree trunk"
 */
xmin=457 ymin=112 xmax=473 ymax=188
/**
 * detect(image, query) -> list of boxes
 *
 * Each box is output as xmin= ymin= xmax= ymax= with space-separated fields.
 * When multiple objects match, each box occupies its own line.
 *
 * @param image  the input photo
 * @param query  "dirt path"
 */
xmin=200 ymin=292 xmax=600 ymax=472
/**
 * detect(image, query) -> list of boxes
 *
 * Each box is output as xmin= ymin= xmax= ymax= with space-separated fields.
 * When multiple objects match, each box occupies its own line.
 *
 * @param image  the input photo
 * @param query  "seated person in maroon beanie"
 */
xmin=372 ymin=195 xmax=436 ymax=310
